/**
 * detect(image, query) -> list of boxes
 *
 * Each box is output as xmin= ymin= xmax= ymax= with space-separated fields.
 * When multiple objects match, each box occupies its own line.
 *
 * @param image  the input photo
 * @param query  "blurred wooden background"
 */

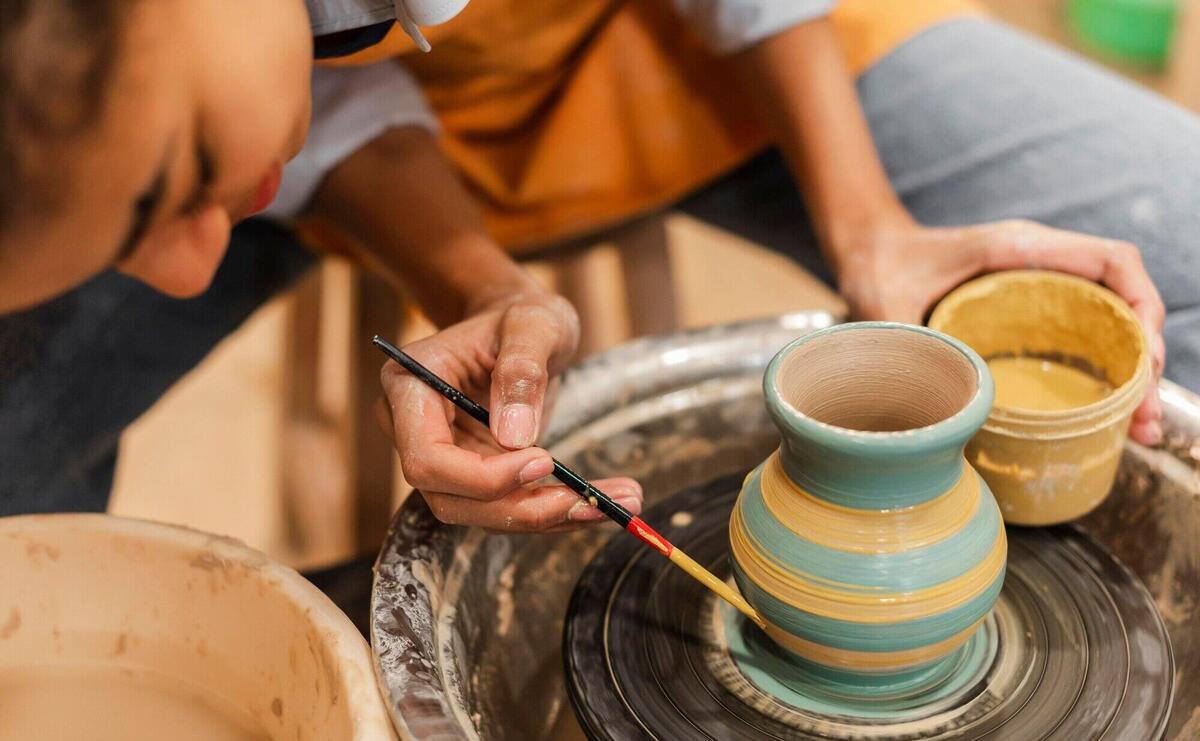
xmin=108 ymin=0 xmax=1200 ymax=568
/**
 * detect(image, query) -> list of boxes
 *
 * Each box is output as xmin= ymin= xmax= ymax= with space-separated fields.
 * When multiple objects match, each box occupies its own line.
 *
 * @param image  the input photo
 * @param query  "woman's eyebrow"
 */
xmin=112 ymin=138 xmax=215 ymax=264
xmin=113 ymin=159 xmax=169 ymax=263
xmin=180 ymin=142 xmax=216 ymax=214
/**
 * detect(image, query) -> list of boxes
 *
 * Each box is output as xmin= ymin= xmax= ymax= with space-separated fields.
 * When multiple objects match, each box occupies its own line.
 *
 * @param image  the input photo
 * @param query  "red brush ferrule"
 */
xmin=626 ymin=517 xmax=673 ymax=557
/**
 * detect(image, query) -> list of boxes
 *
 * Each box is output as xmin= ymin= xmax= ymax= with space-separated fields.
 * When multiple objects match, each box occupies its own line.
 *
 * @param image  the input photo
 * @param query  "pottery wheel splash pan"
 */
xmin=564 ymin=474 xmax=1174 ymax=740
xmin=370 ymin=315 xmax=1200 ymax=739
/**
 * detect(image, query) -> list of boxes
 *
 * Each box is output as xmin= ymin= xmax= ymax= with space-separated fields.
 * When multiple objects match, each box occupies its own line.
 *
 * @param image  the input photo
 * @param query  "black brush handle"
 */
xmin=373 ymin=336 xmax=490 ymax=427
xmin=372 ymin=336 xmax=634 ymax=528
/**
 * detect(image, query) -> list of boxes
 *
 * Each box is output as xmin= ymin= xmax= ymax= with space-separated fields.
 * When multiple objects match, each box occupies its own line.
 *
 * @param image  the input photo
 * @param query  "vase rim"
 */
xmin=763 ymin=322 xmax=994 ymax=451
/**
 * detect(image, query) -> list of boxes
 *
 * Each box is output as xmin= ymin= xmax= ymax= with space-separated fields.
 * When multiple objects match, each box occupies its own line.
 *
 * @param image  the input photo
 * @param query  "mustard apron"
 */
xmin=321 ymin=0 xmax=983 ymax=251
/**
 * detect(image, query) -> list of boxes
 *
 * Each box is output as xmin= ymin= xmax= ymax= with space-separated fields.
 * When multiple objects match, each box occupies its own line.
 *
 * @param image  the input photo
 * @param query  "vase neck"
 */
xmin=777 ymin=433 xmax=967 ymax=510
xmin=760 ymin=323 xmax=993 ymax=509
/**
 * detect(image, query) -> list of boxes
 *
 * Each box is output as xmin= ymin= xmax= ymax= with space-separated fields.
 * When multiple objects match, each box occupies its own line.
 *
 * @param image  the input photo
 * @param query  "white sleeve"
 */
xmin=306 ymin=0 xmax=470 ymax=51
xmin=307 ymin=0 xmax=392 ymax=34
xmin=671 ymin=0 xmax=836 ymax=55
xmin=265 ymin=61 xmax=439 ymax=219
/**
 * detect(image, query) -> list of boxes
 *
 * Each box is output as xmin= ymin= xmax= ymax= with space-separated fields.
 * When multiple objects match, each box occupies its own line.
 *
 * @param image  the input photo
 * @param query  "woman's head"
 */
xmin=0 ymin=0 xmax=313 ymax=313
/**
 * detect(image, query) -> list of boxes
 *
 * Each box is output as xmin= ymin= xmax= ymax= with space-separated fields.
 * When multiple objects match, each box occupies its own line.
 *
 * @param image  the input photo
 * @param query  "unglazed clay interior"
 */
xmin=0 ymin=515 xmax=395 ymax=741
xmin=775 ymin=329 xmax=976 ymax=432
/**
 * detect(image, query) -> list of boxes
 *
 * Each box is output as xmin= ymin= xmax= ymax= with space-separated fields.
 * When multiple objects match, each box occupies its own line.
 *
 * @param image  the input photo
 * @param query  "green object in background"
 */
xmin=1067 ymin=0 xmax=1179 ymax=68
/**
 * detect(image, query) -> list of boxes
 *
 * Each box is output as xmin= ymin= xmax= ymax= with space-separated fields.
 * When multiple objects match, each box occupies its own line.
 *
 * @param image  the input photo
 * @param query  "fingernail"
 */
xmin=499 ymin=404 xmax=536 ymax=448
xmin=615 ymin=493 xmax=642 ymax=516
xmin=568 ymin=500 xmax=606 ymax=522
xmin=1146 ymin=421 xmax=1163 ymax=445
xmin=519 ymin=457 xmax=554 ymax=485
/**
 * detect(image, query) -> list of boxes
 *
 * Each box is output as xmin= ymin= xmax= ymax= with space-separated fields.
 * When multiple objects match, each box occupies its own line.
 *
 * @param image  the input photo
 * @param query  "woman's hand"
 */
xmin=731 ymin=21 xmax=1164 ymax=445
xmin=311 ymin=128 xmax=643 ymax=531
xmin=836 ymin=218 xmax=1166 ymax=445
xmin=378 ymin=290 xmax=643 ymax=532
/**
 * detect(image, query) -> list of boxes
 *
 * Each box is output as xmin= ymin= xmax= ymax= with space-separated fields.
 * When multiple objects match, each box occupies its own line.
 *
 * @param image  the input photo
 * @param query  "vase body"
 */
xmin=730 ymin=322 xmax=1007 ymax=676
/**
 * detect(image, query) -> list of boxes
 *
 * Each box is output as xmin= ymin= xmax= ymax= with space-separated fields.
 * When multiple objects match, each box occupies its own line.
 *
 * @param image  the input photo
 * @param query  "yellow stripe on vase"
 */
xmin=758 ymin=453 xmax=980 ymax=554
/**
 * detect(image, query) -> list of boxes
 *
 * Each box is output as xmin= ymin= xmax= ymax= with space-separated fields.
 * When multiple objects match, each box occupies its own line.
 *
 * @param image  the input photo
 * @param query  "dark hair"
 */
xmin=0 ymin=0 xmax=129 ymax=224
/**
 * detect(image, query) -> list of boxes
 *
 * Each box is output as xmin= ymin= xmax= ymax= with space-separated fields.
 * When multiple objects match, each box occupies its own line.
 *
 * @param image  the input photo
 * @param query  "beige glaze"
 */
xmin=930 ymin=271 xmax=1149 ymax=525
xmin=0 ymin=515 xmax=396 ymax=741
xmin=987 ymin=357 xmax=1112 ymax=411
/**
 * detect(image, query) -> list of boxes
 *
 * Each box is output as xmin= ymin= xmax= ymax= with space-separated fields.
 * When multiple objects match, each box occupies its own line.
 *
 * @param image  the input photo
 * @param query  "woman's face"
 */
xmin=0 ymin=0 xmax=313 ymax=313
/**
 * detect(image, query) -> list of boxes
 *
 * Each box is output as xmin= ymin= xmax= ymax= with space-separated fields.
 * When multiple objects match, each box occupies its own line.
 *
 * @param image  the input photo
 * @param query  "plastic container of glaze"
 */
xmin=0 ymin=514 xmax=396 ymax=741
xmin=929 ymin=270 xmax=1150 ymax=525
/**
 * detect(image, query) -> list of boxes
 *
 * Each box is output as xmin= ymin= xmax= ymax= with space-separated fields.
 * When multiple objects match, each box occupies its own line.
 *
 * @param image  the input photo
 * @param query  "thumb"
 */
xmin=490 ymin=305 xmax=564 ymax=449
xmin=872 ymin=290 xmax=926 ymax=326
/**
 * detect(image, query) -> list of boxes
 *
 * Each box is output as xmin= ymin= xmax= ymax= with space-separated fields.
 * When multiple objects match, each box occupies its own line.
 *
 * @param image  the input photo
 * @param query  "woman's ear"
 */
xmin=118 ymin=204 xmax=231 ymax=298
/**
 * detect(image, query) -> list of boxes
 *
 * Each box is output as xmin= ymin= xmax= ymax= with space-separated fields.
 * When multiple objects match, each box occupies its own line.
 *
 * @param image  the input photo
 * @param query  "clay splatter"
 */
xmin=495 ymin=563 xmax=516 ymax=638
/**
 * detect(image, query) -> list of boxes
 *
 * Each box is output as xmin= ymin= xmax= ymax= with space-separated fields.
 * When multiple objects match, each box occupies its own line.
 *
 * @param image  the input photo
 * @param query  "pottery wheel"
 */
xmin=563 ymin=474 xmax=1174 ymax=740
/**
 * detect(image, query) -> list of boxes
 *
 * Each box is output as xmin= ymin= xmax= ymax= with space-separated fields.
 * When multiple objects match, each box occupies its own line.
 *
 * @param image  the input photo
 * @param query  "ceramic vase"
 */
xmin=730 ymin=322 xmax=1006 ymax=677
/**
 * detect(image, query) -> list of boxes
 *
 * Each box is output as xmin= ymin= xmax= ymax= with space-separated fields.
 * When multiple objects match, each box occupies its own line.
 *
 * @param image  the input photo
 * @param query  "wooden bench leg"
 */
xmin=555 ymin=246 xmax=626 ymax=359
xmin=348 ymin=271 xmax=400 ymax=552
xmin=616 ymin=216 xmax=677 ymax=338
xmin=279 ymin=267 xmax=353 ymax=565
xmin=279 ymin=264 xmax=401 ymax=562
xmin=551 ymin=214 xmax=677 ymax=359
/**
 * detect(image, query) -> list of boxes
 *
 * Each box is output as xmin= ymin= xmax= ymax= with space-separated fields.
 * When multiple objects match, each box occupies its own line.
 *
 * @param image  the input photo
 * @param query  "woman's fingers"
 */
xmin=982 ymin=222 xmax=1166 ymax=347
xmin=1074 ymin=236 xmax=1164 ymax=444
xmin=1104 ymin=244 xmax=1166 ymax=341
xmin=382 ymin=357 xmax=556 ymax=499
xmin=1129 ymin=392 xmax=1162 ymax=445
xmin=489 ymin=296 xmax=578 ymax=449
xmin=422 ymin=477 xmax=644 ymax=532
xmin=980 ymin=221 xmax=1165 ymax=443
xmin=1129 ymin=326 xmax=1165 ymax=445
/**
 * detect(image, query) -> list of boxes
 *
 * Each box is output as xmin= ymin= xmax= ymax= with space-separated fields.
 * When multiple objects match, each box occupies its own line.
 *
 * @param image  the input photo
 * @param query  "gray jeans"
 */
xmin=685 ymin=18 xmax=1200 ymax=384
xmin=2 ymin=18 xmax=1198 ymax=514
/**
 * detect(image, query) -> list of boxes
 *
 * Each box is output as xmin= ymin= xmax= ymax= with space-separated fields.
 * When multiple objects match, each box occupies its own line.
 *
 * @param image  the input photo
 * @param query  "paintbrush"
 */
xmin=372 ymin=335 xmax=767 ymax=630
